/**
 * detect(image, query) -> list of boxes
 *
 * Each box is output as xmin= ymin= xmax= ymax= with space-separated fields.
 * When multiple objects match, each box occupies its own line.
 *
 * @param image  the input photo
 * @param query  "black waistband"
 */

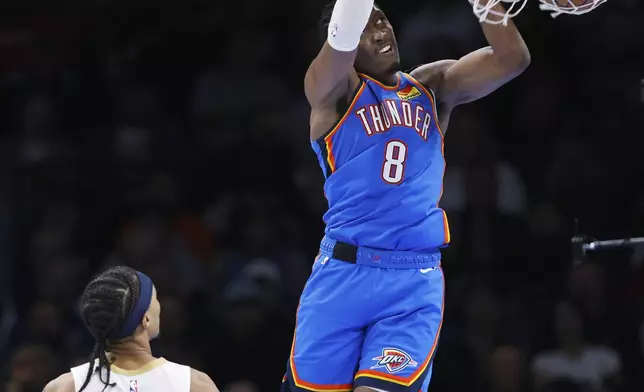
xmin=331 ymin=240 xmax=358 ymax=263
xmin=319 ymin=236 xmax=442 ymax=269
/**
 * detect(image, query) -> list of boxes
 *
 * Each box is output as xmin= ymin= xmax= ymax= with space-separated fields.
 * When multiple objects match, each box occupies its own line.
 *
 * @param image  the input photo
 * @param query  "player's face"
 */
xmin=143 ymin=286 xmax=161 ymax=340
xmin=355 ymin=7 xmax=400 ymax=78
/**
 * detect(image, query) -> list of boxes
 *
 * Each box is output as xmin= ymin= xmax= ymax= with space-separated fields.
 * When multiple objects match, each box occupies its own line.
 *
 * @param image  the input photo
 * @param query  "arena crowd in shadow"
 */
xmin=0 ymin=0 xmax=643 ymax=391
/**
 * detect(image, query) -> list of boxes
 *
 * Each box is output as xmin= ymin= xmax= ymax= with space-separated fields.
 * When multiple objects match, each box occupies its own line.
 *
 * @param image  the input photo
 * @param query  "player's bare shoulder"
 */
xmin=409 ymin=60 xmax=457 ymax=94
xmin=409 ymin=60 xmax=458 ymax=130
xmin=42 ymin=373 xmax=75 ymax=392
xmin=190 ymin=368 xmax=220 ymax=392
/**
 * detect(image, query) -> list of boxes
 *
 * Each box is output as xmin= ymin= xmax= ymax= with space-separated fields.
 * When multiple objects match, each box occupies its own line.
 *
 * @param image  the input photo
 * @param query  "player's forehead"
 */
xmin=364 ymin=5 xmax=387 ymax=27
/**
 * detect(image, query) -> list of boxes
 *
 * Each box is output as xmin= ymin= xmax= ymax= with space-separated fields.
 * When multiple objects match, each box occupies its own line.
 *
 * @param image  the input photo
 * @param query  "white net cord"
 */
xmin=469 ymin=0 xmax=608 ymax=25
xmin=538 ymin=0 xmax=608 ymax=18
xmin=468 ymin=0 xmax=529 ymax=26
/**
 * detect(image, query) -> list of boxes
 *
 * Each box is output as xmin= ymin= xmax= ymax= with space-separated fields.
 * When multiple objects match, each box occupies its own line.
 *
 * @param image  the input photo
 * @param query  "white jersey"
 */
xmin=70 ymin=358 xmax=190 ymax=392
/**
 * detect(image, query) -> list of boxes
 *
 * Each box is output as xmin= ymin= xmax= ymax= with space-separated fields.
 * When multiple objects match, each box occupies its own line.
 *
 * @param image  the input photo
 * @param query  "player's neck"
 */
xmin=108 ymin=339 xmax=156 ymax=368
xmin=359 ymin=69 xmax=399 ymax=87
xmin=374 ymin=72 xmax=398 ymax=87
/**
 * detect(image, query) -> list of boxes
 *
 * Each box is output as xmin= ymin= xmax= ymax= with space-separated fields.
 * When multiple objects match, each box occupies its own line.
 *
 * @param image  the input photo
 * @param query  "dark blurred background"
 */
xmin=0 ymin=0 xmax=643 ymax=391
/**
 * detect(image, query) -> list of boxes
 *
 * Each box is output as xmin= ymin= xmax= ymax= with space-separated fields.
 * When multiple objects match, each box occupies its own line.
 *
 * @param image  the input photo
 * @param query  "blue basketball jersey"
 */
xmin=311 ymin=72 xmax=450 ymax=252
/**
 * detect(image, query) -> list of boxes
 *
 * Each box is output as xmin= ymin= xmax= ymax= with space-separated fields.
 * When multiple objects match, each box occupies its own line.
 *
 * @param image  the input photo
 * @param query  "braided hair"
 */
xmin=78 ymin=266 xmax=141 ymax=392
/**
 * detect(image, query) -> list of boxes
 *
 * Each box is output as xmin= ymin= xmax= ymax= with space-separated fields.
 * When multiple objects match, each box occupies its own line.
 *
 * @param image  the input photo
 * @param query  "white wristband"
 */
xmin=327 ymin=0 xmax=374 ymax=52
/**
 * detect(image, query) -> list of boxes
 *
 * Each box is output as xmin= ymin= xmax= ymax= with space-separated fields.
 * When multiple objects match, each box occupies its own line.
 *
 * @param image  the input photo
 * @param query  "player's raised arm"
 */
xmin=411 ymin=1 xmax=530 ymax=116
xmin=304 ymin=0 xmax=373 ymax=107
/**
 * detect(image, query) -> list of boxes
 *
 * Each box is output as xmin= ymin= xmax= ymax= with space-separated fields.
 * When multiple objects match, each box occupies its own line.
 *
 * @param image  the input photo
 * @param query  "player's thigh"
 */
xmin=354 ymin=267 xmax=445 ymax=392
xmin=285 ymin=256 xmax=372 ymax=391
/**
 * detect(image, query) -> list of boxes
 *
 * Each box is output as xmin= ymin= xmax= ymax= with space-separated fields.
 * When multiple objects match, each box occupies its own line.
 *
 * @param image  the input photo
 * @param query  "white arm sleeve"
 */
xmin=327 ymin=0 xmax=374 ymax=52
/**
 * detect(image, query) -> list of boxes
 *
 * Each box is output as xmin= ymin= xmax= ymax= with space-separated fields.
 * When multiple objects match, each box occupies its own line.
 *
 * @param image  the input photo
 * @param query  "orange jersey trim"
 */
xmin=358 ymin=73 xmax=401 ymax=90
xmin=403 ymin=73 xmax=450 ymax=245
xmin=322 ymin=82 xmax=367 ymax=174
xmin=354 ymin=267 xmax=445 ymax=386
xmin=324 ymin=137 xmax=337 ymax=174
xmin=442 ymin=210 xmax=451 ymax=244
xmin=403 ymin=73 xmax=444 ymax=139
xmin=288 ymin=299 xmax=354 ymax=392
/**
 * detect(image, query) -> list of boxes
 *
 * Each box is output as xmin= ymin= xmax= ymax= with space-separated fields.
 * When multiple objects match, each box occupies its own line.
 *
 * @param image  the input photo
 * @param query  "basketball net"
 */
xmin=538 ymin=0 xmax=607 ymax=18
xmin=469 ymin=0 xmax=607 ymax=25
xmin=468 ymin=0 xmax=529 ymax=25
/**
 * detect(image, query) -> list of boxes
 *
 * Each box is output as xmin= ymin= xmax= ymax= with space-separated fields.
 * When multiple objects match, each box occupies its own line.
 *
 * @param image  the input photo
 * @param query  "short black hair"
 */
xmin=78 ymin=266 xmax=141 ymax=392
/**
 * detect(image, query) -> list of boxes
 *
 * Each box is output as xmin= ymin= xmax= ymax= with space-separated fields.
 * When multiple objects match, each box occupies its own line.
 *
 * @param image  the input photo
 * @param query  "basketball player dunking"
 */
xmin=282 ymin=1 xmax=529 ymax=392
xmin=43 ymin=267 xmax=219 ymax=392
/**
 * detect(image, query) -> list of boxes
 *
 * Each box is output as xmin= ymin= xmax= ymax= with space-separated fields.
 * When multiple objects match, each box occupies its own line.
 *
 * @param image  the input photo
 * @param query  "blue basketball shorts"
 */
xmin=281 ymin=237 xmax=445 ymax=392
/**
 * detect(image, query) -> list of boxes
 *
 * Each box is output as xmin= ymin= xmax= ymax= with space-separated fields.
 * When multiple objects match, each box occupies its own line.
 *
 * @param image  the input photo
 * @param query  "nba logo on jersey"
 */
xmin=129 ymin=380 xmax=138 ymax=392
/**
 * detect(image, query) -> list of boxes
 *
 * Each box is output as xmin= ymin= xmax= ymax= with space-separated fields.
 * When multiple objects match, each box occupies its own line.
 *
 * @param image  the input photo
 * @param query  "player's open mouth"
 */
xmin=379 ymin=44 xmax=393 ymax=55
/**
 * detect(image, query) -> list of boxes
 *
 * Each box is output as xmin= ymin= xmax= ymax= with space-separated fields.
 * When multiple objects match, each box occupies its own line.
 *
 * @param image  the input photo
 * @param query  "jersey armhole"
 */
xmin=313 ymin=78 xmax=366 ymax=144
xmin=403 ymin=72 xmax=438 ymax=106
xmin=403 ymin=72 xmax=444 ymax=137
xmin=167 ymin=363 xmax=191 ymax=392
xmin=70 ymin=363 xmax=91 ymax=391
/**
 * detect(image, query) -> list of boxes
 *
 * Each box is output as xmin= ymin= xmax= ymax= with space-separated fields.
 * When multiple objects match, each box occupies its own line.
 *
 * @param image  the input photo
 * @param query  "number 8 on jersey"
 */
xmin=382 ymin=140 xmax=407 ymax=184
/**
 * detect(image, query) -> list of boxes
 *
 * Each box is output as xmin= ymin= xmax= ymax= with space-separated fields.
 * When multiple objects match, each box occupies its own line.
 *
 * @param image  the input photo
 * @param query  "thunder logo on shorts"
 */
xmin=371 ymin=348 xmax=418 ymax=374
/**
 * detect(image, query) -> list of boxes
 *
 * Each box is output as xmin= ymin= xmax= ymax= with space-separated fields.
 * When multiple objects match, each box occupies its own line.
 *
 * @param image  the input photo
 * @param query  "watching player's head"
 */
xmin=321 ymin=2 xmax=400 ymax=78
xmin=77 ymin=266 xmax=161 ymax=391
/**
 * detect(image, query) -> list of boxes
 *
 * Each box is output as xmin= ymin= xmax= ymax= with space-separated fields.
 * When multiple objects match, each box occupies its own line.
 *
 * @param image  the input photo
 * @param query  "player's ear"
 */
xmin=142 ymin=312 xmax=151 ymax=329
